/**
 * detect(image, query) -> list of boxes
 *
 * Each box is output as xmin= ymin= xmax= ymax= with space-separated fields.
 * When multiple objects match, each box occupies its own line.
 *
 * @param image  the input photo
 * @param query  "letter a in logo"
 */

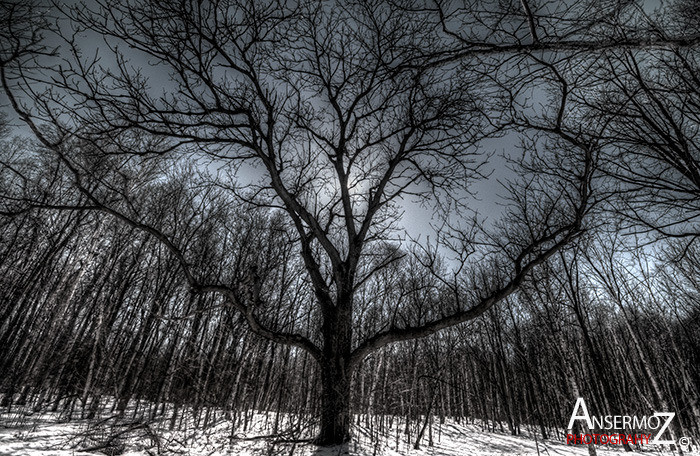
xmin=568 ymin=397 xmax=593 ymax=430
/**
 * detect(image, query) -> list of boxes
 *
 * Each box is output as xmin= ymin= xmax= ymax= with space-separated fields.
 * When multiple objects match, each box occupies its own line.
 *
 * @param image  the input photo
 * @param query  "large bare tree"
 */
xmin=9 ymin=0 xmax=685 ymax=445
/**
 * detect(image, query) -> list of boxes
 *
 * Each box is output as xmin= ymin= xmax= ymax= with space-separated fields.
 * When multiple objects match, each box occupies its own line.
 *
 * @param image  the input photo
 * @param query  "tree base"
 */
xmin=314 ymin=425 xmax=351 ymax=446
xmin=313 ymin=435 xmax=351 ymax=447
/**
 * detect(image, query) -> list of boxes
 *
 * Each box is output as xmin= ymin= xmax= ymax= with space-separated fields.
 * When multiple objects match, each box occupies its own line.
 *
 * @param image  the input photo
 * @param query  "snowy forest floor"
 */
xmin=0 ymin=408 xmax=694 ymax=456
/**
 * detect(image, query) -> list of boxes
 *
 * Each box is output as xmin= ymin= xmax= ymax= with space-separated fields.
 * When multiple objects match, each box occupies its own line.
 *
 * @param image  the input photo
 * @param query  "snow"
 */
xmin=0 ymin=409 xmax=694 ymax=455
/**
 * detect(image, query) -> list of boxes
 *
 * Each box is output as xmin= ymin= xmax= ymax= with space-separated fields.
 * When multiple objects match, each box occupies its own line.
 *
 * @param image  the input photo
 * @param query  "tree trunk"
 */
xmin=317 ymin=360 xmax=351 ymax=445
xmin=316 ymin=299 xmax=353 ymax=445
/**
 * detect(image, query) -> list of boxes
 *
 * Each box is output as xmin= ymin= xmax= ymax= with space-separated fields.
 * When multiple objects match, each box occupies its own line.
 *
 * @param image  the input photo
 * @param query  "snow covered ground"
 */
xmin=0 ymin=409 xmax=694 ymax=456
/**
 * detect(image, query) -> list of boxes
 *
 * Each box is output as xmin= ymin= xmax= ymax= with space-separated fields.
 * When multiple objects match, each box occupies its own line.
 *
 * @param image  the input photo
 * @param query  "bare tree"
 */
xmin=590 ymin=44 xmax=700 ymax=244
xmin=475 ymin=0 xmax=700 ymax=248
xmin=1 ymin=0 xmax=613 ymax=445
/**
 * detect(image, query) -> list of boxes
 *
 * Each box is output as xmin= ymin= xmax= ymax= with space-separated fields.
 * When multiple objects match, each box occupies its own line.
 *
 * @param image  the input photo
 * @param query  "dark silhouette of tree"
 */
xmin=3 ymin=0 xmax=698 ymax=446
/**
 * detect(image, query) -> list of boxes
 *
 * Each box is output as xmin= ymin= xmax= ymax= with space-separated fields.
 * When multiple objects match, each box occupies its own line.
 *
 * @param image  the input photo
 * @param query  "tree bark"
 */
xmin=316 ymin=300 xmax=353 ymax=445
xmin=317 ymin=360 xmax=352 ymax=445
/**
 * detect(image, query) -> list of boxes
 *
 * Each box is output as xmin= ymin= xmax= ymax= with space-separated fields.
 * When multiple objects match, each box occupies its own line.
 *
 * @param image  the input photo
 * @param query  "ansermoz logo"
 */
xmin=567 ymin=397 xmax=677 ymax=446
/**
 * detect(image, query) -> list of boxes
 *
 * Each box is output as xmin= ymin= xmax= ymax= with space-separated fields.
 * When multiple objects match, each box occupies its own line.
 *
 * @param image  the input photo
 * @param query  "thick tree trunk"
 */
xmin=317 ymin=360 xmax=351 ymax=445
xmin=316 ymin=298 xmax=353 ymax=445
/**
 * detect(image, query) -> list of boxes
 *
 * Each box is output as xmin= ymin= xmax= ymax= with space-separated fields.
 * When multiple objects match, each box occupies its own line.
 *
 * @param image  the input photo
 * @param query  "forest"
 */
xmin=0 ymin=0 xmax=699 ymax=455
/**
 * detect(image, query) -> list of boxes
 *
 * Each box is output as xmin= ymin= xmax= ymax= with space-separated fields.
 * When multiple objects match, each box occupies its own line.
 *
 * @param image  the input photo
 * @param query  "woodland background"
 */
xmin=1 ymin=0 xmax=699 ymax=453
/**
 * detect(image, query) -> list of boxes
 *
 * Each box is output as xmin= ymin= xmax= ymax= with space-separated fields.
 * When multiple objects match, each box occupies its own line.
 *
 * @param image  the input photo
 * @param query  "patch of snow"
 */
xmin=0 ymin=408 xmax=695 ymax=456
